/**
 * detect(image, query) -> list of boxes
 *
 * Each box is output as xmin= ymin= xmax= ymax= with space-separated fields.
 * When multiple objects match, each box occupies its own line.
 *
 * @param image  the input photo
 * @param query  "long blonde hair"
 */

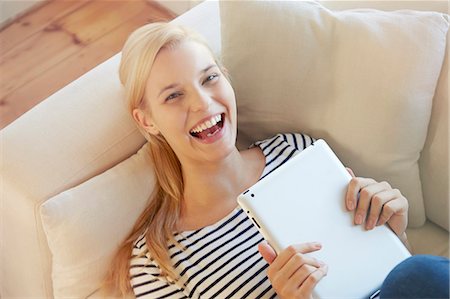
xmin=103 ymin=22 xmax=223 ymax=296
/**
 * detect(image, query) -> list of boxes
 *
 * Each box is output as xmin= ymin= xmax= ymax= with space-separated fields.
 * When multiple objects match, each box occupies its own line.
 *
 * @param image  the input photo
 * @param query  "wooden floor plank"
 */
xmin=0 ymin=0 xmax=175 ymax=129
xmin=0 ymin=0 xmax=174 ymax=107
xmin=0 ymin=0 xmax=90 ymax=54
xmin=59 ymin=1 xmax=144 ymax=43
xmin=0 ymin=25 xmax=84 ymax=99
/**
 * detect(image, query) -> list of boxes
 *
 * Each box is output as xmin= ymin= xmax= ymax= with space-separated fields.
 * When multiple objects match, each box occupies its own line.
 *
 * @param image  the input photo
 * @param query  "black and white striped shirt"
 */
xmin=130 ymin=133 xmax=315 ymax=299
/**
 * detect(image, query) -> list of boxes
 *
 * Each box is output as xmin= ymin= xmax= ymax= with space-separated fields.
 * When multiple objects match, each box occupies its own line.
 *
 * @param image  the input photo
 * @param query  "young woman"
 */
xmin=104 ymin=22 xmax=448 ymax=299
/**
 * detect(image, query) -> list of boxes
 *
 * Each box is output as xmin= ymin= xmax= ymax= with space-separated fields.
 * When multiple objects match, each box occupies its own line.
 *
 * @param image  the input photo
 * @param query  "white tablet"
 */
xmin=237 ymin=139 xmax=411 ymax=299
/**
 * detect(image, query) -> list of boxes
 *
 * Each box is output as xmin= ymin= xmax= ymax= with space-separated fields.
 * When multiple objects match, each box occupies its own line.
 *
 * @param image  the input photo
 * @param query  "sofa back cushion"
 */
xmin=220 ymin=1 xmax=449 ymax=227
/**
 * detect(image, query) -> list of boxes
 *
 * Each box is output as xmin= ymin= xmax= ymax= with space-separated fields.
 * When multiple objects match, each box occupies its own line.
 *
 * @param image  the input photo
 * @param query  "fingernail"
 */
xmin=314 ymin=242 xmax=322 ymax=249
xmin=318 ymin=260 xmax=326 ymax=266
xmin=366 ymin=219 xmax=374 ymax=229
xmin=347 ymin=201 xmax=354 ymax=210
xmin=355 ymin=214 xmax=362 ymax=225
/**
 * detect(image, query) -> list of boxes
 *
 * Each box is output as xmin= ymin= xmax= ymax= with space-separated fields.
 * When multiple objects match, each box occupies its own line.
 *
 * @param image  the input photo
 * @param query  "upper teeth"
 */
xmin=191 ymin=114 xmax=222 ymax=134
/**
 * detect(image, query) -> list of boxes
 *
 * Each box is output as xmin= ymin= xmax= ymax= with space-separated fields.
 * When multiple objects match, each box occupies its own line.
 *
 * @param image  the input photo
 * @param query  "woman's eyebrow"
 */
xmin=158 ymin=83 xmax=180 ymax=98
xmin=200 ymin=64 xmax=217 ymax=74
xmin=158 ymin=64 xmax=218 ymax=97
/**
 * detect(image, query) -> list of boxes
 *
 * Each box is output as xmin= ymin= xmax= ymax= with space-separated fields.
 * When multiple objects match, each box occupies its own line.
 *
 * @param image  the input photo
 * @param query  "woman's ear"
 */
xmin=132 ymin=108 xmax=160 ymax=135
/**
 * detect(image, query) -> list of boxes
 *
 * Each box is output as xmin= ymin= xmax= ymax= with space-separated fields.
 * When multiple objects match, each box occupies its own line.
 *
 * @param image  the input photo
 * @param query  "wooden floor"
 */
xmin=0 ymin=0 xmax=176 ymax=130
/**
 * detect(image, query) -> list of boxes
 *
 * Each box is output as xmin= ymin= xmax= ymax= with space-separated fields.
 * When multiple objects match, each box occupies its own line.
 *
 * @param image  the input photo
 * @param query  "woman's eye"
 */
xmin=166 ymin=92 xmax=182 ymax=101
xmin=203 ymin=73 xmax=219 ymax=84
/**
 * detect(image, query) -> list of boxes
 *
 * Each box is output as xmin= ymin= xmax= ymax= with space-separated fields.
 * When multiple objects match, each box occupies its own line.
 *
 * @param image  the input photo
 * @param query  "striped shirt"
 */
xmin=130 ymin=133 xmax=315 ymax=299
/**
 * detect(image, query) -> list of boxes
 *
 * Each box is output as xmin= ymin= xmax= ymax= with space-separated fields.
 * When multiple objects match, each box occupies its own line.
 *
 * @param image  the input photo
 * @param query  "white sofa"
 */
xmin=1 ymin=1 xmax=448 ymax=298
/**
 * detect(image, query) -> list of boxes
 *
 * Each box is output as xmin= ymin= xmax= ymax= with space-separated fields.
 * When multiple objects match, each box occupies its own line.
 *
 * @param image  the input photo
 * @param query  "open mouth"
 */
xmin=189 ymin=113 xmax=225 ymax=140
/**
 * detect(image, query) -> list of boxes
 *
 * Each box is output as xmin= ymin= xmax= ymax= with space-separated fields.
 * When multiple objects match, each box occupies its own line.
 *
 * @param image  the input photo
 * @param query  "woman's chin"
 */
xmin=190 ymin=123 xmax=237 ymax=160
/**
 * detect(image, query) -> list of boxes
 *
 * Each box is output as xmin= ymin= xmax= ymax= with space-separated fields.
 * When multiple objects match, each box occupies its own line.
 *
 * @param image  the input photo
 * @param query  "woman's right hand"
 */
xmin=258 ymin=242 xmax=328 ymax=299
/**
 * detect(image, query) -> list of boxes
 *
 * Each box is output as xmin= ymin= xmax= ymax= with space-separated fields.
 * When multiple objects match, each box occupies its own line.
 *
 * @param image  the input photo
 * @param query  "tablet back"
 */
xmin=237 ymin=139 xmax=411 ymax=298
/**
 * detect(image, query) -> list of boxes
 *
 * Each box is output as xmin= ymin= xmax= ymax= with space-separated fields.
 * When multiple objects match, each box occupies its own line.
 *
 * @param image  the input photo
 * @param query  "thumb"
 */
xmin=346 ymin=167 xmax=355 ymax=177
xmin=258 ymin=241 xmax=277 ymax=264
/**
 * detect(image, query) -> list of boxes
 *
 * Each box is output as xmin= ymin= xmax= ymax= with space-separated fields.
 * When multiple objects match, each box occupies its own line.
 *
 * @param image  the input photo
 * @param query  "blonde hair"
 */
xmin=103 ymin=22 xmax=222 ymax=296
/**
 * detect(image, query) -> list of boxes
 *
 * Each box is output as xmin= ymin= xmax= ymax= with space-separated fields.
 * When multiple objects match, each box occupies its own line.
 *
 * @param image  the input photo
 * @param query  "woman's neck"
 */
xmin=178 ymin=147 xmax=264 ymax=231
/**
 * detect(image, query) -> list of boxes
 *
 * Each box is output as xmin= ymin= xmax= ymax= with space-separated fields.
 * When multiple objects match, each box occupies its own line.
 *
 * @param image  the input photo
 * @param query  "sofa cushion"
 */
xmin=220 ymin=1 xmax=449 ymax=227
xmin=419 ymin=32 xmax=449 ymax=231
xmin=40 ymin=143 xmax=154 ymax=298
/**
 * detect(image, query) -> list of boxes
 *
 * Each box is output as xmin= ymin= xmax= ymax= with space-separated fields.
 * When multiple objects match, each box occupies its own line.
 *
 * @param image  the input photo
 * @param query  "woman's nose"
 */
xmin=189 ymin=88 xmax=211 ymax=112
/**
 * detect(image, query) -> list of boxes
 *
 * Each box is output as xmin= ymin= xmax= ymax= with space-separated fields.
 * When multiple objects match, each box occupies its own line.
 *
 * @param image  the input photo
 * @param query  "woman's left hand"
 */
xmin=345 ymin=168 xmax=408 ymax=238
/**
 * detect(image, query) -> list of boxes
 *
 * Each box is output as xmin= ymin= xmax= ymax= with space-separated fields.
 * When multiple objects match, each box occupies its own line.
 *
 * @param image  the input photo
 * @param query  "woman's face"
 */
xmin=136 ymin=40 xmax=237 ymax=165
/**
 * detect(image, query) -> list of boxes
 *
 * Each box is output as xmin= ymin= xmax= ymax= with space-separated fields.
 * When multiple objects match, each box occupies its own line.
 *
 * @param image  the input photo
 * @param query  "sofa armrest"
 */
xmin=0 ymin=1 xmax=222 ymax=297
xmin=419 ymin=30 xmax=449 ymax=231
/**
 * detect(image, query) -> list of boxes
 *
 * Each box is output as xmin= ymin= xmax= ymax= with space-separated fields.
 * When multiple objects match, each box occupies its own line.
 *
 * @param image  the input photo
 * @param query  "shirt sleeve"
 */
xmin=252 ymin=133 xmax=316 ymax=180
xmin=287 ymin=133 xmax=316 ymax=150
xmin=252 ymin=132 xmax=315 ymax=152
xmin=130 ymin=243 xmax=187 ymax=299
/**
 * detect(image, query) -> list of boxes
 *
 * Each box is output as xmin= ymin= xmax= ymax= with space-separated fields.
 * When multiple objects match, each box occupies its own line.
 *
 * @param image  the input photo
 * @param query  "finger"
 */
xmin=365 ymin=189 xmax=396 ymax=230
xmin=353 ymin=180 xmax=383 ymax=225
xmin=275 ymin=264 xmax=317 ymax=298
xmin=269 ymin=243 xmax=322 ymax=274
xmin=258 ymin=241 xmax=277 ymax=264
xmin=298 ymin=264 xmax=329 ymax=296
xmin=279 ymin=264 xmax=317 ymax=297
xmin=272 ymin=256 xmax=322 ymax=294
xmin=292 ymin=264 xmax=319 ymax=288
xmin=355 ymin=181 xmax=391 ymax=225
xmin=280 ymin=252 xmax=322 ymax=281
xmin=376 ymin=193 xmax=406 ymax=226
xmin=345 ymin=177 xmax=376 ymax=211
xmin=346 ymin=167 xmax=355 ymax=177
